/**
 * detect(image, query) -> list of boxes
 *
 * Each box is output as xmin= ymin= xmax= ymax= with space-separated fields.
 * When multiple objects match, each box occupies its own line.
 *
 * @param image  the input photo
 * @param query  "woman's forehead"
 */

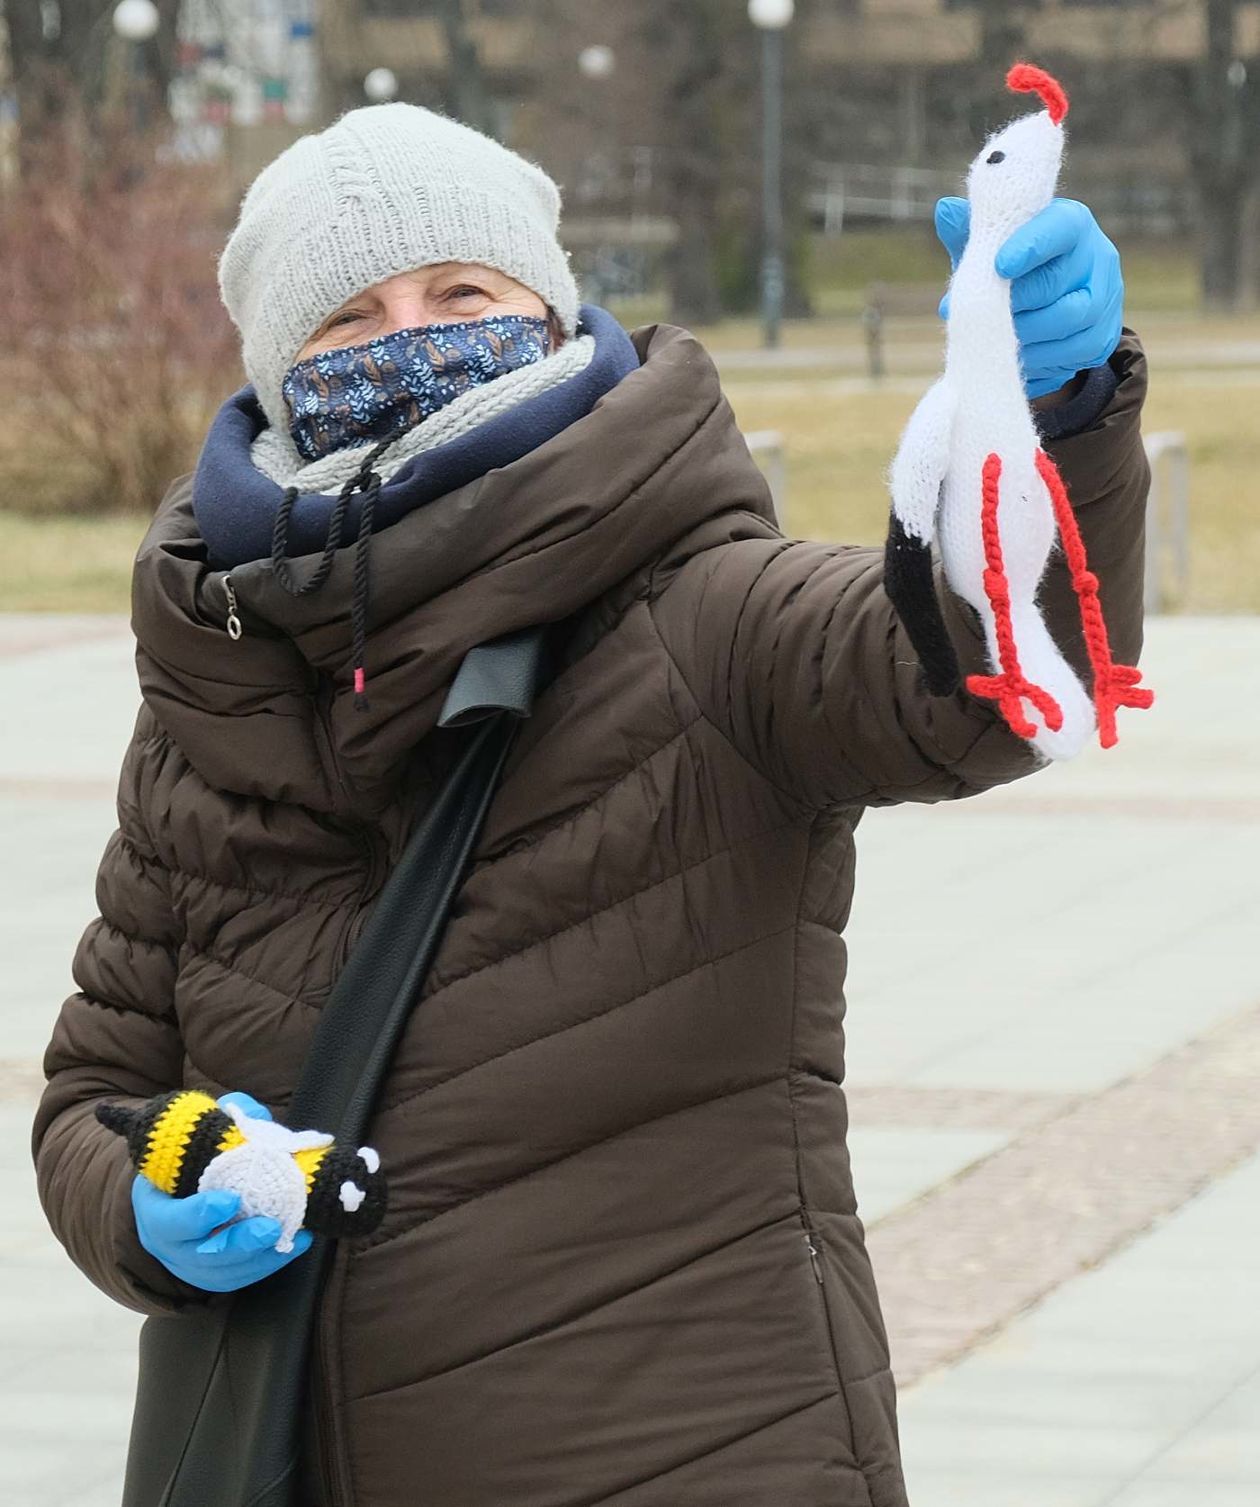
xmin=345 ymin=263 xmax=516 ymax=300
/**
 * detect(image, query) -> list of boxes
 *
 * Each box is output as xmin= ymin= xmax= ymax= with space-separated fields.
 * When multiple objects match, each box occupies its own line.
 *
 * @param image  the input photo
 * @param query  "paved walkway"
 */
xmin=712 ymin=318 xmax=1260 ymax=383
xmin=1 ymin=613 xmax=1257 ymax=1506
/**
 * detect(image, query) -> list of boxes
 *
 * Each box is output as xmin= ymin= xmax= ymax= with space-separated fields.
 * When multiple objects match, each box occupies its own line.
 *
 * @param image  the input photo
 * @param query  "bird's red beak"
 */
xmin=1006 ymin=63 xmax=1069 ymax=125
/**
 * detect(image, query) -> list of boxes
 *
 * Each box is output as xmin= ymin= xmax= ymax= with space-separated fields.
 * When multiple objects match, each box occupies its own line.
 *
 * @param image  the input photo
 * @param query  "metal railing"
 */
xmin=810 ymin=164 xmax=961 ymax=233
xmin=810 ymin=163 xmax=1193 ymax=237
xmin=1142 ymin=431 xmax=1190 ymax=613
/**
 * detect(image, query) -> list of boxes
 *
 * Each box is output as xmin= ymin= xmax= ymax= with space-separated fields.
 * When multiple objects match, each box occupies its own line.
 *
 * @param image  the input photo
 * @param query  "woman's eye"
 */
xmin=987 ymin=150 xmax=1006 ymax=165
xmin=443 ymin=285 xmax=487 ymax=301
xmin=328 ymin=311 xmax=366 ymax=330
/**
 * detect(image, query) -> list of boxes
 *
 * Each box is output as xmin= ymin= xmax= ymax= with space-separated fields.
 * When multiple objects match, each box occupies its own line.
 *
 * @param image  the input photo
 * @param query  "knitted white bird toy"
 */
xmin=97 ymin=1089 xmax=387 ymax=1253
xmin=883 ymin=63 xmax=1153 ymax=758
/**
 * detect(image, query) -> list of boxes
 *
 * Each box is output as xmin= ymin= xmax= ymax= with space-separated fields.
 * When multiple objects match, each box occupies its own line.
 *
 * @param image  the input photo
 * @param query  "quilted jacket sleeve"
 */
xmin=30 ymin=702 xmax=220 ymax=1318
xmin=650 ymin=331 xmax=1149 ymax=810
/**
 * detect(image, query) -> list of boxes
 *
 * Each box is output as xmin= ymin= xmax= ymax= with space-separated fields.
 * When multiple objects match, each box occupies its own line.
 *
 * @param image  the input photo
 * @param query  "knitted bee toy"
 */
xmin=96 ymin=1090 xmax=387 ymax=1253
xmin=883 ymin=62 xmax=1153 ymax=759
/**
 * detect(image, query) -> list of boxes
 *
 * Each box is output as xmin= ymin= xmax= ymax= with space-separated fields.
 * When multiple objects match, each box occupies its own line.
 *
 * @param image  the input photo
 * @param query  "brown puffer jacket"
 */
xmin=32 ymin=323 xmax=1148 ymax=1507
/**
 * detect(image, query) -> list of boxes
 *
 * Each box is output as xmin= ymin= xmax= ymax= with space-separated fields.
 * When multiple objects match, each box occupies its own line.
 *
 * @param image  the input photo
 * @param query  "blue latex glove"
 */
xmin=935 ymin=196 xmax=1124 ymax=399
xmin=130 ymin=1090 xmax=314 ymax=1293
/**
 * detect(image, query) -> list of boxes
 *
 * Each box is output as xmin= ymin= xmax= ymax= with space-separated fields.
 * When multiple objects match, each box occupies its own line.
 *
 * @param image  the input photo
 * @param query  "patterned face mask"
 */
xmin=281 ymin=313 xmax=553 ymax=462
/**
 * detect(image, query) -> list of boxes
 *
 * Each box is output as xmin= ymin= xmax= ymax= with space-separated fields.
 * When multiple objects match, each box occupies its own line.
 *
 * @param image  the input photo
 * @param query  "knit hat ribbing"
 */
xmin=217 ymin=102 xmax=582 ymax=436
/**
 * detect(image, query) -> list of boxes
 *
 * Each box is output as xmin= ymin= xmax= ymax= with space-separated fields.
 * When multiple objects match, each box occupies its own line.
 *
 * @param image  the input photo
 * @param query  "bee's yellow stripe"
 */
xmin=138 ymin=1091 xmax=218 ymax=1194
xmin=293 ymin=1145 xmax=330 ymax=1195
xmin=216 ymin=1124 xmax=247 ymax=1154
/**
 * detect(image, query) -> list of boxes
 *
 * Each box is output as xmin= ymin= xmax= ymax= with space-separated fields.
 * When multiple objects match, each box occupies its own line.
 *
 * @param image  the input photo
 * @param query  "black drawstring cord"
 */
xmin=270 ymin=433 xmax=400 ymax=716
xmin=349 ymin=464 xmax=381 ymax=713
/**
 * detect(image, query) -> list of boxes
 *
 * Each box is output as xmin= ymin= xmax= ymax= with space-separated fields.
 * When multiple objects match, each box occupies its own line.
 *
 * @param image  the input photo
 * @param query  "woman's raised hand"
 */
xmin=935 ymin=195 xmax=1124 ymax=398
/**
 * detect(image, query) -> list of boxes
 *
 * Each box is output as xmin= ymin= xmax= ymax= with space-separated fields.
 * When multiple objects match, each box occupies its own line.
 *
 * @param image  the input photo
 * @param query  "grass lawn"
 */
xmin=3 ymin=309 xmax=1257 ymax=616
xmin=804 ymin=225 xmax=1203 ymax=317
xmin=726 ymin=368 xmax=1260 ymax=614
xmin=2 ymin=510 xmax=152 ymax=614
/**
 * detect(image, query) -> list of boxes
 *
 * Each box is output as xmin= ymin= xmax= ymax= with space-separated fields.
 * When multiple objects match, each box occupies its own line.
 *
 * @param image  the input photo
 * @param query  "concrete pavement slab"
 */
xmin=849 ymin=1126 xmax=1007 ymax=1224
xmin=898 ymin=1152 xmax=1260 ymax=1505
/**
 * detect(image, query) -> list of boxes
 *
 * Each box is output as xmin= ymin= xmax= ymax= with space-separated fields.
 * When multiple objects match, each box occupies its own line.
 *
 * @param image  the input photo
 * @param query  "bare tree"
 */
xmin=0 ymin=110 xmax=238 ymax=512
xmin=967 ymin=0 xmax=1029 ymax=136
xmin=1186 ymin=0 xmax=1260 ymax=310
xmin=4 ymin=0 xmax=176 ymax=151
xmin=533 ymin=0 xmax=814 ymax=325
xmin=642 ymin=0 xmax=734 ymax=324
xmin=437 ymin=0 xmax=493 ymax=135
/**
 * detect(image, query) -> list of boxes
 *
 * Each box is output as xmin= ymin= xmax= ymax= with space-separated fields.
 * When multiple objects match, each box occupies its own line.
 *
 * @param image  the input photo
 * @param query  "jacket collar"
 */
xmin=130 ymin=322 xmax=778 ymax=815
xmin=191 ymin=304 xmax=637 ymax=569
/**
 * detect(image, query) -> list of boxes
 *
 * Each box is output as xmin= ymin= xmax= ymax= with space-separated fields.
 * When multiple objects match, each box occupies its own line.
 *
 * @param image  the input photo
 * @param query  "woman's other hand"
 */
xmin=130 ymin=1088 xmax=314 ymax=1292
xmin=130 ymin=1178 xmax=314 ymax=1293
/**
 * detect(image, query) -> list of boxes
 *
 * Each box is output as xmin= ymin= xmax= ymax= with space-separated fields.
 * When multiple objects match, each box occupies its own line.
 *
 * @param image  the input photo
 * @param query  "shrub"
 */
xmin=0 ymin=111 xmax=241 ymax=515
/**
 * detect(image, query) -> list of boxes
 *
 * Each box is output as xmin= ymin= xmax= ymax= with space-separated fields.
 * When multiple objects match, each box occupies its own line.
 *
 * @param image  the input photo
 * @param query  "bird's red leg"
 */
xmin=1034 ymin=449 xmax=1153 ymax=749
xmin=965 ymin=453 xmax=1064 ymax=738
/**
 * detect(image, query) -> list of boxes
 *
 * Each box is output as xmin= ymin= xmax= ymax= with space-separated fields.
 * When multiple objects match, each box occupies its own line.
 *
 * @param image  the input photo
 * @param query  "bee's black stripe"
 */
xmin=305 ymin=1148 xmax=387 ymax=1239
xmin=173 ymin=1107 xmax=236 ymax=1198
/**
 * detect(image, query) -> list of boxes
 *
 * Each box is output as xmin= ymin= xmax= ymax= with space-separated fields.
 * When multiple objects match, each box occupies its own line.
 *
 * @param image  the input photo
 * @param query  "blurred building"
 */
xmin=161 ymin=0 xmax=1252 ymax=240
xmin=806 ymin=1 xmax=1260 ymax=233
xmin=168 ymin=0 xmax=319 ymax=175
xmin=320 ymin=0 xmax=532 ymax=130
xmin=308 ymin=1 xmax=1248 ymax=239
xmin=815 ymin=0 xmax=1260 ymax=66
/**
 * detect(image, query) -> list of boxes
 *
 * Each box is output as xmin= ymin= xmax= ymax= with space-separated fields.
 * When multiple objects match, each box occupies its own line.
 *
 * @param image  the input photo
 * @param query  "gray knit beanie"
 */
xmin=218 ymin=102 xmax=582 ymax=436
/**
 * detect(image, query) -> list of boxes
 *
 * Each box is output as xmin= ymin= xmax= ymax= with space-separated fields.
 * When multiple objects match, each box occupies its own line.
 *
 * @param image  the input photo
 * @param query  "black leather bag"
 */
xmin=119 ymin=627 xmax=552 ymax=1507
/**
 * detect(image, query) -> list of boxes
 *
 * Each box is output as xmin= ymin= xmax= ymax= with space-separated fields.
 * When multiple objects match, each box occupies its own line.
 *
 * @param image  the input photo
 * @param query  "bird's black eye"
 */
xmin=987 ymin=150 xmax=1006 ymax=165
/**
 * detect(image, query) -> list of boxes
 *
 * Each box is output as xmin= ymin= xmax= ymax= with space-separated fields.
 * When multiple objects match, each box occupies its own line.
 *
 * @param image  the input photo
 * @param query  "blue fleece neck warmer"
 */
xmin=192 ymin=304 xmax=641 ymax=571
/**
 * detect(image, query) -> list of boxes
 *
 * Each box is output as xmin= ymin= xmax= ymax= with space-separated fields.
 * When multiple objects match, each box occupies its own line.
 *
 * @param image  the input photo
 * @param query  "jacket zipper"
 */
xmin=333 ymin=824 xmax=387 ymax=974
xmin=222 ymin=580 xmax=354 ymax=828
xmin=219 ymin=580 xmax=373 ymax=1504
xmin=312 ymin=667 xmax=356 ymax=820
xmin=222 ymin=572 xmax=243 ymax=640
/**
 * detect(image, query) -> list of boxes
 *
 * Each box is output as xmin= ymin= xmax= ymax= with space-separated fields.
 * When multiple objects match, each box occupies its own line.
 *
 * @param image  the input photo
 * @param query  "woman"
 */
xmin=31 ymin=102 xmax=1147 ymax=1506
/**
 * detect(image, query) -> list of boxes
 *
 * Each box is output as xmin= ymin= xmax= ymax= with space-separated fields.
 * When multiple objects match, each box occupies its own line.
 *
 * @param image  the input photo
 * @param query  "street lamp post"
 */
xmin=577 ymin=46 xmax=617 ymax=304
xmin=113 ymin=0 xmax=159 ymax=42
xmin=364 ymin=68 xmax=399 ymax=104
xmin=113 ymin=0 xmax=160 ymax=133
xmin=748 ymin=0 xmax=793 ymax=349
xmin=578 ymin=45 xmax=615 ymax=82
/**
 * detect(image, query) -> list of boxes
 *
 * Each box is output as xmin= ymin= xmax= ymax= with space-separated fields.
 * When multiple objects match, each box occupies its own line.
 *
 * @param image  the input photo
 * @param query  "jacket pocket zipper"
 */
xmin=798 ymin=1204 xmax=863 ymax=1470
xmin=798 ymin=1205 xmax=834 ymax=1337
xmin=805 ymin=1225 xmax=824 ymax=1285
